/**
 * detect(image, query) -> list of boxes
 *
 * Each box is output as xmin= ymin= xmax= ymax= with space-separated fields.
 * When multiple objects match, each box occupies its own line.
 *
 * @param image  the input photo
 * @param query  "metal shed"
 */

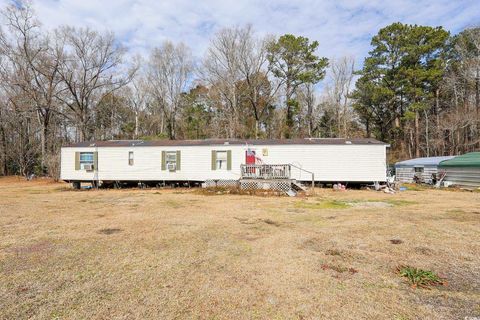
xmin=439 ymin=152 xmax=480 ymax=187
xmin=395 ymin=156 xmax=454 ymax=184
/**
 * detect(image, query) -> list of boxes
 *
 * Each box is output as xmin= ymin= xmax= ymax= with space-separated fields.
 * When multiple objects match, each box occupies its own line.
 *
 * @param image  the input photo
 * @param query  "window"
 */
xmin=166 ymin=151 xmax=177 ymax=171
xmin=414 ymin=167 xmax=424 ymax=173
xmin=80 ymin=152 xmax=94 ymax=170
xmin=216 ymin=151 xmax=228 ymax=170
xmin=129 ymin=151 xmax=134 ymax=166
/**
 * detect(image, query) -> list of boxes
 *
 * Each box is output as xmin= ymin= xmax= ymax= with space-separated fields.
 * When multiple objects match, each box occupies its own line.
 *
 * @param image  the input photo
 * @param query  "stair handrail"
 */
xmin=289 ymin=164 xmax=315 ymax=195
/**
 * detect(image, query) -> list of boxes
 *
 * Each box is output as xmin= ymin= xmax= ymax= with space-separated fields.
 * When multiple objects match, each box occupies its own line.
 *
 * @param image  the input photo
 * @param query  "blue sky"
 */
xmin=1 ymin=0 xmax=479 ymax=67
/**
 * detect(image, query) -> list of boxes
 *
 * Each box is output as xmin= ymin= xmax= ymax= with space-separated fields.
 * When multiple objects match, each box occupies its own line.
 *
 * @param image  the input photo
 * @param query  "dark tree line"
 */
xmin=0 ymin=2 xmax=478 ymax=178
xmin=353 ymin=23 xmax=480 ymax=160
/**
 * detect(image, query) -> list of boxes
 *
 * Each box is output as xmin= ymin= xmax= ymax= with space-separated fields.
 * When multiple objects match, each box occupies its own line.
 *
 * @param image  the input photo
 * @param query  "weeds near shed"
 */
xmin=401 ymin=183 xmax=428 ymax=191
xmin=397 ymin=265 xmax=444 ymax=288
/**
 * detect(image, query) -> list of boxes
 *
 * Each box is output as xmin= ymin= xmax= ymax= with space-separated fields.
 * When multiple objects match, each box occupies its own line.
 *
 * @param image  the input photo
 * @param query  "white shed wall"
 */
xmin=395 ymin=166 xmax=438 ymax=183
xmin=442 ymin=168 xmax=480 ymax=187
xmin=61 ymin=144 xmax=387 ymax=182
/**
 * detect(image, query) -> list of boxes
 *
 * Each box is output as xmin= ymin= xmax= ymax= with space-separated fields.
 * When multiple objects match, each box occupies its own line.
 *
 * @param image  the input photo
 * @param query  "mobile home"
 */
xmin=395 ymin=156 xmax=454 ymax=184
xmin=60 ymin=138 xmax=388 ymax=188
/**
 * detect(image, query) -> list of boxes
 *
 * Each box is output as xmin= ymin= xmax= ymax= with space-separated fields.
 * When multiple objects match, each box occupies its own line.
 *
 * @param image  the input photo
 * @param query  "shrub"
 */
xmin=397 ymin=265 xmax=444 ymax=288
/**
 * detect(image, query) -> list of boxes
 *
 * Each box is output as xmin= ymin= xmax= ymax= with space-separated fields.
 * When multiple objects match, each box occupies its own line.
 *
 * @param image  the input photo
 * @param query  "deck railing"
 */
xmin=240 ymin=164 xmax=291 ymax=180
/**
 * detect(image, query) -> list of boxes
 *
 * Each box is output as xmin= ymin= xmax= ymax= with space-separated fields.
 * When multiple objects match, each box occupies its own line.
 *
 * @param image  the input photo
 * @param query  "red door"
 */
xmin=246 ymin=150 xmax=256 ymax=176
xmin=246 ymin=149 xmax=256 ymax=164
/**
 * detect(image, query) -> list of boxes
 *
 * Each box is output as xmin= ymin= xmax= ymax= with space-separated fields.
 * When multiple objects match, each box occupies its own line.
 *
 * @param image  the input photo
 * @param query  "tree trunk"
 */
xmin=134 ymin=110 xmax=139 ymax=139
xmin=424 ymin=109 xmax=429 ymax=157
xmin=435 ymin=88 xmax=440 ymax=155
xmin=476 ymin=68 xmax=479 ymax=148
xmin=169 ymin=114 xmax=176 ymax=140
xmin=285 ymin=80 xmax=292 ymax=138
xmin=415 ymin=110 xmax=420 ymax=157
xmin=0 ymin=123 xmax=6 ymax=176
xmin=80 ymin=122 xmax=87 ymax=142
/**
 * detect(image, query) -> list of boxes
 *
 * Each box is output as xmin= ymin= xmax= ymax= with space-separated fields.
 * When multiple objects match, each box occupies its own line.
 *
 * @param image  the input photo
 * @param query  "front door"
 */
xmin=246 ymin=149 xmax=256 ymax=164
xmin=245 ymin=149 xmax=256 ymax=176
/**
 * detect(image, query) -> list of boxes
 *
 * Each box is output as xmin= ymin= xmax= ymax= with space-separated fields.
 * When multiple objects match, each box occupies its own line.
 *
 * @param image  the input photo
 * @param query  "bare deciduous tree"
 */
xmin=55 ymin=26 xmax=134 ymax=141
xmin=201 ymin=27 xmax=245 ymax=138
xmin=0 ymin=2 xmax=63 ymax=172
xmin=326 ymin=57 xmax=355 ymax=137
xmin=146 ymin=41 xmax=193 ymax=139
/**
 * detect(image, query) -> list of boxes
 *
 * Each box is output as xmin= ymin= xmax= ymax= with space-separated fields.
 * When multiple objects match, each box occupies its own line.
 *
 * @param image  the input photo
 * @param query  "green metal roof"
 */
xmin=439 ymin=152 xmax=480 ymax=168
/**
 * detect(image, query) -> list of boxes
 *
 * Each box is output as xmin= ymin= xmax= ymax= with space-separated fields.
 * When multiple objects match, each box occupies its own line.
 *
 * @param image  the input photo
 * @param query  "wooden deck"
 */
xmin=240 ymin=164 xmax=291 ymax=180
xmin=239 ymin=164 xmax=313 ymax=196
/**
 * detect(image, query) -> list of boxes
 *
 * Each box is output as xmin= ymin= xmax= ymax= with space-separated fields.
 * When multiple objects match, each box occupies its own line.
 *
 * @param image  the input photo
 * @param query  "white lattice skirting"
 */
xmin=204 ymin=179 xmax=240 ymax=188
xmin=204 ymin=179 xmax=293 ymax=193
xmin=239 ymin=179 xmax=292 ymax=193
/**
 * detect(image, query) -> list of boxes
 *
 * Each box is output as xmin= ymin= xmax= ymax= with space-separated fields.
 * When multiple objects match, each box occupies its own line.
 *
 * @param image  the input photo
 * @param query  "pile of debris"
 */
xmin=333 ymin=183 xmax=347 ymax=191
xmin=365 ymin=181 xmax=397 ymax=194
xmin=377 ymin=185 xmax=396 ymax=194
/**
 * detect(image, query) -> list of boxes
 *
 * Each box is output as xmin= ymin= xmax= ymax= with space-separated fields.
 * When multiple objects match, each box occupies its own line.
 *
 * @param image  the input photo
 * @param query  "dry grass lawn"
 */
xmin=1 ymin=177 xmax=479 ymax=319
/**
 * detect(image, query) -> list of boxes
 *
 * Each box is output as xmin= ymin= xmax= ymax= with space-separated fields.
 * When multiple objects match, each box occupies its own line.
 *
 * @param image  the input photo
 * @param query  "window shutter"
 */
xmin=161 ymin=151 xmax=166 ymax=170
xmin=176 ymin=150 xmax=181 ymax=171
xmin=211 ymin=150 xmax=216 ymax=170
xmin=75 ymin=152 xmax=80 ymax=170
xmin=227 ymin=150 xmax=232 ymax=170
xmin=93 ymin=152 xmax=98 ymax=170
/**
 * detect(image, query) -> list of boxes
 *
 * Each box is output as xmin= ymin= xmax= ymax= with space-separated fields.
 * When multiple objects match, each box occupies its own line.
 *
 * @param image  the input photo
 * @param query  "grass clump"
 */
xmin=321 ymin=263 xmax=358 ymax=274
xmin=296 ymin=200 xmax=350 ymax=210
xmin=325 ymin=249 xmax=342 ymax=256
xmin=296 ymin=199 xmax=415 ymax=210
xmin=197 ymin=187 xmax=284 ymax=197
xmin=164 ymin=200 xmax=184 ymax=208
xmin=98 ymin=228 xmax=122 ymax=235
xmin=401 ymin=183 xmax=428 ymax=191
xmin=397 ymin=265 xmax=444 ymax=288
xmin=385 ymin=199 xmax=417 ymax=206
xmin=261 ymin=218 xmax=281 ymax=227
xmin=446 ymin=209 xmax=465 ymax=214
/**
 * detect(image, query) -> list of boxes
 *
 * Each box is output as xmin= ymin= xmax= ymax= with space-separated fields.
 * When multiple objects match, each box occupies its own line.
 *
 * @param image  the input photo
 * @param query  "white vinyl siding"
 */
xmin=61 ymin=144 xmax=387 ymax=182
xmin=442 ymin=167 xmax=480 ymax=187
xmin=396 ymin=166 xmax=438 ymax=184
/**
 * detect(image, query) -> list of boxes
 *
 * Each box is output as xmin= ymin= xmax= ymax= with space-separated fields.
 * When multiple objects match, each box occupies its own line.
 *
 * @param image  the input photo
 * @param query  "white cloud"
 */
xmin=1 ymin=0 xmax=478 ymax=65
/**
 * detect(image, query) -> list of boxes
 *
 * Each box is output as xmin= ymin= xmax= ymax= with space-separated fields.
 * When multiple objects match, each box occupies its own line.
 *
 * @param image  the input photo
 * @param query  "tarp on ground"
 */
xmin=439 ymin=152 xmax=480 ymax=168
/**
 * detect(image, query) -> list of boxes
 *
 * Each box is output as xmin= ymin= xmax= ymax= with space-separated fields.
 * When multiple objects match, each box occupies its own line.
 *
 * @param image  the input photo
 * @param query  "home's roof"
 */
xmin=65 ymin=138 xmax=387 ymax=148
xmin=439 ymin=152 xmax=480 ymax=168
xmin=395 ymin=156 xmax=455 ymax=168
